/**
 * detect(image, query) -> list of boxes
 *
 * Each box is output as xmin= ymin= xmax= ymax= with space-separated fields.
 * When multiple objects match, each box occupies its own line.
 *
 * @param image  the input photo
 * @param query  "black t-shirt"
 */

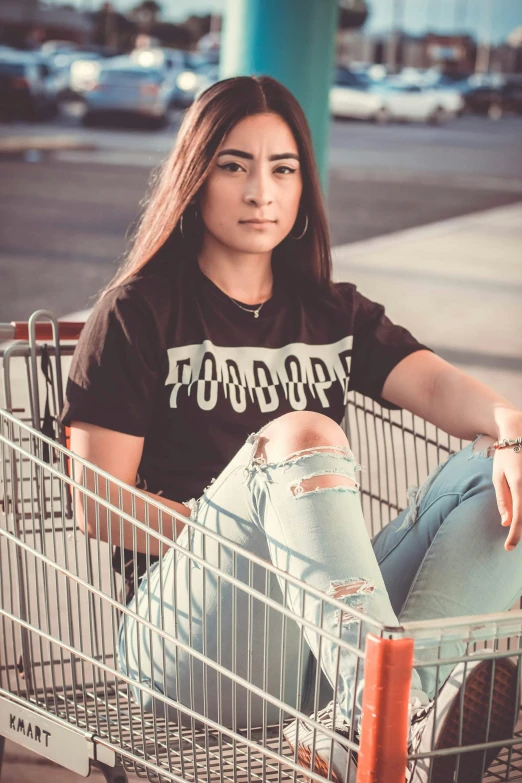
xmin=61 ymin=255 xmax=433 ymax=582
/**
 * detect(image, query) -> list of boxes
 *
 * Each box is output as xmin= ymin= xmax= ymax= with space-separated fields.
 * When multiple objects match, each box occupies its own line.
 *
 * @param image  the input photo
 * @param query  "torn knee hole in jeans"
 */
xmin=327 ymin=578 xmax=375 ymax=628
xmin=249 ymin=432 xmax=359 ymax=470
xmin=283 ymin=445 xmax=355 ymax=460
xmin=290 ymin=471 xmax=360 ymax=498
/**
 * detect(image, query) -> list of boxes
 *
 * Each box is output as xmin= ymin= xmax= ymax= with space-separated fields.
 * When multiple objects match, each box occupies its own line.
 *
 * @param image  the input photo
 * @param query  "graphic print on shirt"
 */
xmin=165 ymin=336 xmax=353 ymax=413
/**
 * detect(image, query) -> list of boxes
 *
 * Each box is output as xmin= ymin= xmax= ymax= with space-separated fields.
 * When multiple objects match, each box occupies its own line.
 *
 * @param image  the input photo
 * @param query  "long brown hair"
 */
xmin=106 ymin=74 xmax=335 ymax=299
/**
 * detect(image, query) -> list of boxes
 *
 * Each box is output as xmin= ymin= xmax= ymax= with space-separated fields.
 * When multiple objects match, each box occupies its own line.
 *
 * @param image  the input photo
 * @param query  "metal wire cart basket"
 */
xmin=0 ymin=311 xmax=521 ymax=783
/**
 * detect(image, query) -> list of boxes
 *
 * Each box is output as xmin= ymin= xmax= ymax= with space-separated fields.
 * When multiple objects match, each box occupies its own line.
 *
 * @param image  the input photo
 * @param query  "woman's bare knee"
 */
xmin=255 ymin=411 xmax=350 ymax=464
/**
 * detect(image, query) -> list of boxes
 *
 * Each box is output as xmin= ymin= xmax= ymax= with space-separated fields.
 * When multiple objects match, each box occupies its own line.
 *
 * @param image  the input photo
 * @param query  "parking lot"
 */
xmin=1 ymin=111 xmax=521 ymax=320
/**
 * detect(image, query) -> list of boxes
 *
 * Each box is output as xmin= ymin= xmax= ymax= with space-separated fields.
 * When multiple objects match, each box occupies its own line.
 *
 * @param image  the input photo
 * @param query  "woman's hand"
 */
xmin=493 ymin=446 xmax=522 ymax=551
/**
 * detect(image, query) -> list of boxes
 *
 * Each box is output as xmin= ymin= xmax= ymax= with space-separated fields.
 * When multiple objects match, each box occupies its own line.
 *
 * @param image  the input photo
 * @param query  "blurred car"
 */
xmin=26 ymin=51 xmax=72 ymax=102
xmin=40 ymin=40 xmax=79 ymax=57
xmin=129 ymin=46 xmax=186 ymax=73
xmin=423 ymin=84 xmax=464 ymax=116
xmin=461 ymin=74 xmax=522 ymax=118
xmin=47 ymin=51 xmax=104 ymax=100
xmin=366 ymin=63 xmax=392 ymax=82
xmin=372 ymin=80 xmax=458 ymax=124
xmin=165 ymin=61 xmax=219 ymax=108
xmin=198 ymin=32 xmax=220 ymax=63
xmin=0 ymin=49 xmax=58 ymax=121
xmin=68 ymin=57 xmax=104 ymax=98
xmin=329 ymin=66 xmax=387 ymax=122
xmin=132 ymin=46 xmax=215 ymax=110
xmin=330 ymin=69 xmax=459 ymax=124
xmin=392 ymin=68 xmax=465 ymax=117
xmin=82 ymin=61 xmax=170 ymax=128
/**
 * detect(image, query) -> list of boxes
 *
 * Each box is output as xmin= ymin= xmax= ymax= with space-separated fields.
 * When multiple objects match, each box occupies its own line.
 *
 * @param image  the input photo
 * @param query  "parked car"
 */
xmin=329 ymin=66 xmax=387 ymax=122
xmin=372 ymin=80 xmax=458 ymax=124
xmin=82 ymin=60 xmax=170 ymax=128
xmin=165 ymin=61 xmax=219 ymax=108
xmin=40 ymin=40 xmax=79 ymax=57
xmin=330 ymin=68 xmax=461 ymax=125
xmin=68 ymin=56 xmax=104 ymax=99
xmin=0 ymin=50 xmax=58 ymax=121
xmin=334 ymin=66 xmax=371 ymax=88
xmin=129 ymin=46 xmax=186 ymax=73
xmin=461 ymin=73 xmax=522 ymax=118
xmin=46 ymin=51 xmax=104 ymax=100
xmin=422 ymin=84 xmax=464 ymax=116
xmin=392 ymin=69 xmax=465 ymax=117
xmin=30 ymin=51 xmax=71 ymax=102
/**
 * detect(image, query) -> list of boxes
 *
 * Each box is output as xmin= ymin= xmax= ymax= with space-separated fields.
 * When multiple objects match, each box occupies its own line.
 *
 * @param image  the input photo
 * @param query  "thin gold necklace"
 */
xmin=228 ymin=297 xmax=265 ymax=318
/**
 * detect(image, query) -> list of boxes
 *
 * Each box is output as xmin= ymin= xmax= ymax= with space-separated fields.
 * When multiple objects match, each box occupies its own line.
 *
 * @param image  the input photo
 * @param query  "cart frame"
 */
xmin=0 ymin=311 xmax=521 ymax=783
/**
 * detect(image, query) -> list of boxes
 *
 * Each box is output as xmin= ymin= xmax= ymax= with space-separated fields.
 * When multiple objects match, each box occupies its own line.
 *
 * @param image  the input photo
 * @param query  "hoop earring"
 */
xmin=290 ymin=211 xmax=308 ymax=240
xmin=179 ymin=207 xmax=199 ymax=241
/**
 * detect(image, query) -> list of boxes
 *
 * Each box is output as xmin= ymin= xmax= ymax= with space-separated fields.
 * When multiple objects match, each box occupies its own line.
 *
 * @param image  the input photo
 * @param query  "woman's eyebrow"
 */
xmin=217 ymin=148 xmax=300 ymax=162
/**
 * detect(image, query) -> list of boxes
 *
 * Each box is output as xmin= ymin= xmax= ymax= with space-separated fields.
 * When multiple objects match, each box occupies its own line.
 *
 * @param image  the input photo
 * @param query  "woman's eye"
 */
xmin=219 ymin=162 xmax=242 ymax=171
xmin=218 ymin=162 xmax=296 ymax=175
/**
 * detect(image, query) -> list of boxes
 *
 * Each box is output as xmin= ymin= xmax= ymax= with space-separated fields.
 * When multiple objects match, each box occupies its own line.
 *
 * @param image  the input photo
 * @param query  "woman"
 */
xmin=62 ymin=75 xmax=522 ymax=782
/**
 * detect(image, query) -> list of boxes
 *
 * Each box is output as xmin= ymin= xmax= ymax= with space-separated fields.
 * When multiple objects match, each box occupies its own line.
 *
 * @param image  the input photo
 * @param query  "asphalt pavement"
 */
xmin=1 ymin=113 xmax=522 ymax=320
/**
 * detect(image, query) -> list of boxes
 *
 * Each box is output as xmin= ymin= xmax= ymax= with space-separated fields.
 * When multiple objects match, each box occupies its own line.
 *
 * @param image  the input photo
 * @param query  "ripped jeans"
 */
xmin=118 ymin=425 xmax=522 ymax=734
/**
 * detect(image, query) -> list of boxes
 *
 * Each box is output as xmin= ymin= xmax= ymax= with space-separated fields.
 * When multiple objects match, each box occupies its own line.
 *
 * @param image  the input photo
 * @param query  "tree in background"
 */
xmin=129 ymin=2 xmax=208 ymax=49
xmin=88 ymin=1 xmax=219 ymax=52
xmin=91 ymin=2 xmax=136 ymax=52
xmin=338 ymin=0 xmax=369 ymax=30
xmin=130 ymin=1 xmax=162 ymax=33
xmin=148 ymin=21 xmax=193 ymax=49
xmin=183 ymin=14 xmax=214 ymax=43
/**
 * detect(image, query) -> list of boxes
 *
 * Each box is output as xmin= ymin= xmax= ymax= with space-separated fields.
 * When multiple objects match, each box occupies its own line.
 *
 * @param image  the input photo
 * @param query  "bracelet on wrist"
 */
xmin=493 ymin=437 xmax=522 ymax=453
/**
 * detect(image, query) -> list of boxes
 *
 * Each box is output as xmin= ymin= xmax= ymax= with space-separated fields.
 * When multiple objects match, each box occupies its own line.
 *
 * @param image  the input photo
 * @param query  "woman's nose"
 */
xmin=245 ymin=170 xmax=273 ymax=206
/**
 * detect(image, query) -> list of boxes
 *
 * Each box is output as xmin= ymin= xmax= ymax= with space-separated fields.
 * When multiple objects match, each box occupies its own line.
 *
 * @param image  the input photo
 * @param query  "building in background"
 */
xmin=0 ymin=0 xmax=93 ymax=48
xmin=424 ymin=34 xmax=476 ymax=73
xmin=1 ymin=0 xmax=521 ymax=75
xmin=337 ymin=28 xmax=522 ymax=75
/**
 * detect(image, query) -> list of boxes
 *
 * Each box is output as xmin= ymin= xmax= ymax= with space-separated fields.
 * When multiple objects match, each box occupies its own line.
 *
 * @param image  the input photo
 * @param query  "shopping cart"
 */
xmin=0 ymin=310 xmax=520 ymax=783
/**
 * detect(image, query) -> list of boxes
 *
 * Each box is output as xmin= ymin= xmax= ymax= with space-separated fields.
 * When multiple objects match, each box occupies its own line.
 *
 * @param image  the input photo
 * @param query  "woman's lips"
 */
xmin=241 ymin=223 xmax=273 ymax=229
xmin=240 ymin=220 xmax=275 ymax=226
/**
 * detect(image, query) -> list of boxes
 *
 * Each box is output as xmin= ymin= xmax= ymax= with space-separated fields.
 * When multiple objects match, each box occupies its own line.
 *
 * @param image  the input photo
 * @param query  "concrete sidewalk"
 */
xmin=2 ymin=200 xmax=522 ymax=782
xmin=0 ymin=135 xmax=97 ymax=155
xmin=333 ymin=200 xmax=522 ymax=412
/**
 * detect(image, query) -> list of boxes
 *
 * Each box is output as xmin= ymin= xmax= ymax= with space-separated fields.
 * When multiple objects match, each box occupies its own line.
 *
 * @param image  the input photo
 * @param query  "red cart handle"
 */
xmin=0 ymin=321 xmax=85 ymax=342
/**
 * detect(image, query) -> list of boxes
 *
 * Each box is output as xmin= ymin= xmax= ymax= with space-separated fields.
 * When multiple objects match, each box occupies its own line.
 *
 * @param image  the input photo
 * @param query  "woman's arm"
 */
xmin=381 ymin=349 xmax=522 ymax=550
xmin=70 ymin=421 xmax=189 ymax=556
xmin=381 ymin=349 xmax=522 ymax=442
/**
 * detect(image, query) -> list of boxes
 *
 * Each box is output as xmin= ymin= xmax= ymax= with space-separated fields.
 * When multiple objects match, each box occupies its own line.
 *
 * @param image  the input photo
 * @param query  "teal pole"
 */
xmin=220 ymin=0 xmax=339 ymax=194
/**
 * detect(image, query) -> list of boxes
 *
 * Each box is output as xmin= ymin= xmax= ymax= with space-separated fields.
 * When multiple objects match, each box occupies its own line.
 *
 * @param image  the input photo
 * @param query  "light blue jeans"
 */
xmin=118 ymin=425 xmax=522 ymax=733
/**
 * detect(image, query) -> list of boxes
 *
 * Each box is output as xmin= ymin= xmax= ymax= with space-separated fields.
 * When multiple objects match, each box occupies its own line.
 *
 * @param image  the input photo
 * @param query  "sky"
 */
xmin=69 ymin=0 xmax=522 ymax=46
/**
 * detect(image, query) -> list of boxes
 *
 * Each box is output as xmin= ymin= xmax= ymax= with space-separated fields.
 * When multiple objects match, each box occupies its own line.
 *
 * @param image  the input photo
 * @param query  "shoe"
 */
xmin=284 ymin=657 xmax=518 ymax=783
xmin=407 ymin=656 xmax=519 ymax=783
xmin=283 ymin=700 xmax=359 ymax=782
xmin=282 ymin=695 xmax=429 ymax=783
